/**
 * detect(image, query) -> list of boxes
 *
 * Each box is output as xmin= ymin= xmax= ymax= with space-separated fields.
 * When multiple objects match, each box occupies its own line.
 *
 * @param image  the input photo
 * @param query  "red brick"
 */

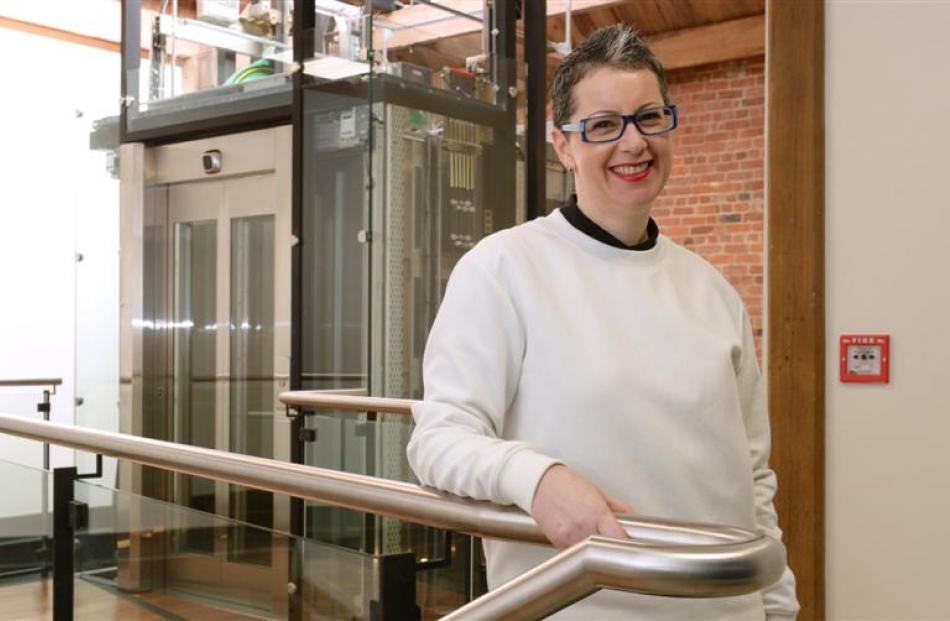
xmin=660 ymin=56 xmax=765 ymax=355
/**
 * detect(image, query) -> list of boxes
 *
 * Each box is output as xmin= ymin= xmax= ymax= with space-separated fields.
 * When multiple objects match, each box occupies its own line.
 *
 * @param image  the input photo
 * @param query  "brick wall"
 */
xmin=653 ymin=57 xmax=766 ymax=359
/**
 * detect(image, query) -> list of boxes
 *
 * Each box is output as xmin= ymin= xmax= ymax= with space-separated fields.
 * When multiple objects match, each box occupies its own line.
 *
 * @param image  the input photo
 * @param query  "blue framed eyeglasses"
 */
xmin=560 ymin=105 xmax=679 ymax=143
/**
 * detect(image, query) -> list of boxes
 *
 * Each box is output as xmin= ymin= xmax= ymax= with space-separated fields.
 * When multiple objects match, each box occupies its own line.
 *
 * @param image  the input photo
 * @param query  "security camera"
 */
xmin=202 ymin=149 xmax=222 ymax=174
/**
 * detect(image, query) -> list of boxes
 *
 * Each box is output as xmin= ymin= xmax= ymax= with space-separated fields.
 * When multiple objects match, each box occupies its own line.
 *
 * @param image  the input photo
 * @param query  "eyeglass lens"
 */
xmin=585 ymin=108 xmax=674 ymax=142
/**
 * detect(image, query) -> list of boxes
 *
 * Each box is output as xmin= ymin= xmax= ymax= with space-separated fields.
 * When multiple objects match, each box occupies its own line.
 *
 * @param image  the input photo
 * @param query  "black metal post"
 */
xmin=465 ymin=534 xmax=475 ymax=600
xmin=38 ymin=389 xmax=52 ymax=578
xmin=119 ymin=0 xmax=141 ymax=144
xmin=53 ymin=467 xmax=76 ymax=621
xmin=38 ymin=390 xmax=51 ymax=470
xmin=482 ymin=0 xmax=518 ymax=232
xmin=290 ymin=2 xmax=315 ymax=619
xmin=369 ymin=553 xmax=421 ymax=621
xmin=359 ymin=412 xmax=379 ymax=555
xmin=525 ymin=0 xmax=547 ymax=220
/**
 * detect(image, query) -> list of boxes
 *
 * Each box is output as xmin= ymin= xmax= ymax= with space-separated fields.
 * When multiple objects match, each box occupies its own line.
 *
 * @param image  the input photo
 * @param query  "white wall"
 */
xmin=826 ymin=2 xmax=950 ymax=618
xmin=0 ymin=26 xmax=120 ymax=516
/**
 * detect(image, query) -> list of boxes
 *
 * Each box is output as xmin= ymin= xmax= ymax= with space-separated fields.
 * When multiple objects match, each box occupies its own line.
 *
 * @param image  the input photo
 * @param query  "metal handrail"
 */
xmin=0 ymin=412 xmax=784 ymax=615
xmin=0 ymin=377 xmax=62 ymax=472
xmin=0 ymin=378 xmax=62 ymax=388
xmin=445 ymin=534 xmax=782 ymax=619
xmin=0 ymin=378 xmax=61 ymax=583
xmin=277 ymin=390 xmax=785 ymax=615
xmin=280 ymin=390 xmax=414 ymax=416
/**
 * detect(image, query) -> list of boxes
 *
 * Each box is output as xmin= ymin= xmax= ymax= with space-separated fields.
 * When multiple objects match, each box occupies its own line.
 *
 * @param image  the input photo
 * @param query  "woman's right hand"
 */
xmin=530 ymin=464 xmax=632 ymax=549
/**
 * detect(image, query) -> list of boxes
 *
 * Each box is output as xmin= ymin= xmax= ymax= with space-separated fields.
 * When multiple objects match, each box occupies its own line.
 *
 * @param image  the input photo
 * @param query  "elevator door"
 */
xmin=164 ymin=172 xmax=290 ymax=611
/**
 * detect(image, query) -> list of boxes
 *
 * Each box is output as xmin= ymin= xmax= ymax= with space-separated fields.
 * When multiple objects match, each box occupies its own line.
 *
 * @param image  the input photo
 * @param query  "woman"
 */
xmin=407 ymin=25 xmax=799 ymax=620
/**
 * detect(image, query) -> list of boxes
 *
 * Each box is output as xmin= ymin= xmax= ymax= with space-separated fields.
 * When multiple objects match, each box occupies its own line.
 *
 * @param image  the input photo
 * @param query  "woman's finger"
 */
xmin=605 ymin=495 xmax=633 ymax=515
xmin=597 ymin=512 xmax=629 ymax=539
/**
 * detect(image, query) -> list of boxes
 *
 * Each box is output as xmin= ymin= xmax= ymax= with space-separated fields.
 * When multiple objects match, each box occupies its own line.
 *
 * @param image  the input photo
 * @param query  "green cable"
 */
xmin=224 ymin=59 xmax=275 ymax=85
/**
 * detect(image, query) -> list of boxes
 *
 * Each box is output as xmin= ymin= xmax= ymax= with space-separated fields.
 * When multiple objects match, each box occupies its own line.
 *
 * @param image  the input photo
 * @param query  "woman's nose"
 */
xmin=617 ymin=120 xmax=648 ymax=152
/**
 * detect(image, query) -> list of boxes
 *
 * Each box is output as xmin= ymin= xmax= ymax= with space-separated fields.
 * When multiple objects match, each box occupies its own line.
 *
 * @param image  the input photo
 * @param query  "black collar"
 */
xmin=560 ymin=195 xmax=660 ymax=251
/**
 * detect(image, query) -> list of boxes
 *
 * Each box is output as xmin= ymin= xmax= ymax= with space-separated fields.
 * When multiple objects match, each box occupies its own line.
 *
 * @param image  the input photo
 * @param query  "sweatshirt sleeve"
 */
xmin=406 ymin=252 xmax=561 ymax=514
xmin=736 ymin=307 xmax=801 ymax=619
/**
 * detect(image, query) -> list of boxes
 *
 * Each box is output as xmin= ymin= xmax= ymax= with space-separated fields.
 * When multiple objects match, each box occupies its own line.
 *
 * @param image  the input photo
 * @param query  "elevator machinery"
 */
xmin=116 ymin=1 xmax=517 ymax=615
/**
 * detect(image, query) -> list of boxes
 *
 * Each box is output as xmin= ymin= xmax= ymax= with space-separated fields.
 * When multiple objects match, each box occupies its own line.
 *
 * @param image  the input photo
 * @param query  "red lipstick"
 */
xmin=610 ymin=162 xmax=652 ymax=182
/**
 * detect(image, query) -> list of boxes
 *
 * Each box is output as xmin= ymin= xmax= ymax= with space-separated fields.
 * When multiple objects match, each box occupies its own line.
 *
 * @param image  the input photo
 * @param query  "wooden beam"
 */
xmin=0 ymin=11 xmax=198 ymax=61
xmin=426 ymin=31 xmax=485 ymax=62
xmin=766 ymin=1 xmax=825 ymax=620
xmin=390 ymin=45 xmax=464 ymax=72
xmin=389 ymin=3 xmax=765 ymax=87
xmin=0 ymin=15 xmax=119 ymax=53
xmin=646 ymin=14 xmax=765 ymax=72
xmin=539 ymin=15 xmax=764 ymax=113
xmin=384 ymin=0 xmax=629 ymax=50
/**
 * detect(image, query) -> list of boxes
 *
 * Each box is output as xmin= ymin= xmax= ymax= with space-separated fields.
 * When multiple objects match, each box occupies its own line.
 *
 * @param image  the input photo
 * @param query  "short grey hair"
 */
xmin=551 ymin=25 xmax=670 ymax=129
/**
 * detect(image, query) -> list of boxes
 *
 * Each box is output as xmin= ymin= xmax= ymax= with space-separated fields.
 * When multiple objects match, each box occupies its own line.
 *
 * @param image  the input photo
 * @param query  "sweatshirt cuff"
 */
xmin=497 ymin=449 xmax=562 ymax=514
xmin=766 ymin=614 xmax=797 ymax=621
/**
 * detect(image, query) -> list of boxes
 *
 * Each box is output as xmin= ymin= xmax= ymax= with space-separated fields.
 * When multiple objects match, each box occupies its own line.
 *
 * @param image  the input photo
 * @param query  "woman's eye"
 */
xmin=589 ymin=118 xmax=620 ymax=131
xmin=638 ymin=110 xmax=664 ymax=125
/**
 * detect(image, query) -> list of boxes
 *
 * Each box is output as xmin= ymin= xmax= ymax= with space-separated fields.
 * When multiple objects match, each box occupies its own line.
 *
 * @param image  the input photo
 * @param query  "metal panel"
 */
xmin=147 ymin=128 xmax=280 ymax=185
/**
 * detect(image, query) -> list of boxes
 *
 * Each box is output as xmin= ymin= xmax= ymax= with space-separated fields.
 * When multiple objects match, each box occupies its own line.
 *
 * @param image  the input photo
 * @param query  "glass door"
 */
xmin=165 ymin=172 xmax=290 ymax=613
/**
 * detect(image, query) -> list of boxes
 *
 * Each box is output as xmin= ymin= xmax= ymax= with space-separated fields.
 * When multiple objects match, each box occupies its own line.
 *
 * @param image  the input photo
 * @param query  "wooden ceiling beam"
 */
xmin=540 ymin=14 xmax=764 ymax=117
xmin=389 ymin=45 xmax=464 ymax=72
xmin=426 ymin=32 xmax=485 ymax=61
xmin=384 ymin=1 xmax=765 ymax=76
xmin=383 ymin=10 xmax=765 ymax=125
xmin=0 ymin=15 xmax=119 ymax=53
xmin=541 ymin=13 xmax=766 ymax=76
xmin=646 ymin=14 xmax=765 ymax=71
xmin=384 ymin=0 xmax=630 ymax=49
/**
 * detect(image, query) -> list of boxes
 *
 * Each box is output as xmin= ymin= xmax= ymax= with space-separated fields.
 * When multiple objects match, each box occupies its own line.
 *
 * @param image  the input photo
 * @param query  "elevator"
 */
xmin=120 ymin=127 xmax=293 ymax=612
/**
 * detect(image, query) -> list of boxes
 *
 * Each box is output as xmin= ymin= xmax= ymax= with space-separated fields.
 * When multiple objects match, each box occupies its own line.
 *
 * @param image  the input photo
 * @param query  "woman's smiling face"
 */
xmin=552 ymin=67 xmax=673 ymax=224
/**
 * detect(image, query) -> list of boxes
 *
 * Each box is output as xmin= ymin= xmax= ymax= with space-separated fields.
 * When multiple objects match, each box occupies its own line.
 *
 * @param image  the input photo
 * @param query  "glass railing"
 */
xmin=0 ymin=410 xmax=787 ymax=619
xmin=0 ymin=460 xmax=51 ymax=583
xmin=0 ymin=455 xmax=486 ymax=620
xmin=301 ymin=409 xmax=487 ymax=616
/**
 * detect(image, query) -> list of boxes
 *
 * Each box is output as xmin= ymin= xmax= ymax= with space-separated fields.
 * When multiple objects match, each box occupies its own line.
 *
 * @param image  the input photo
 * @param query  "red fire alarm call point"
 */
xmin=839 ymin=334 xmax=890 ymax=384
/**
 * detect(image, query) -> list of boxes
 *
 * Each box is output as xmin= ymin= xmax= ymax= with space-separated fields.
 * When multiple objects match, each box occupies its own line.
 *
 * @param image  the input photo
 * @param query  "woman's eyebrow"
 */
xmin=635 ymin=101 xmax=664 ymax=112
xmin=584 ymin=102 xmax=664 ymax=117
xmin=585 ymin=109 xmax=618 ymax=117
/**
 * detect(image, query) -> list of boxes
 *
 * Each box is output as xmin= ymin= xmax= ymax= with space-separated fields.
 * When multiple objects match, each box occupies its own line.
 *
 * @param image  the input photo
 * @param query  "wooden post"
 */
xmin=766 ymin=1 xmax=825 ymax=619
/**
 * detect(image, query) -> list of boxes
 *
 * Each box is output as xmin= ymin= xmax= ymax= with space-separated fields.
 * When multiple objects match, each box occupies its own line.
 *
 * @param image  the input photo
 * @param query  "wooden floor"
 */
xmin=0 ymin=574 xmax=473 ymax=619
xmin=0 ymin=578 xmax=263 ymax=620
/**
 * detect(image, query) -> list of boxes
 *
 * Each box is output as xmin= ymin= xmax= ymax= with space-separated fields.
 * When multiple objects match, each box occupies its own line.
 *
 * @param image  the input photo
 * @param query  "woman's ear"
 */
xmin=550 ymin=127 xmax=575 ymax=172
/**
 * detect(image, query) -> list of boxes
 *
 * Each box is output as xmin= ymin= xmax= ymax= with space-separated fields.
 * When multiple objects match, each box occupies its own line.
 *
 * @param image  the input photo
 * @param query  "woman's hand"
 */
xmin=530 ymin=464 xmax=632 ymax=549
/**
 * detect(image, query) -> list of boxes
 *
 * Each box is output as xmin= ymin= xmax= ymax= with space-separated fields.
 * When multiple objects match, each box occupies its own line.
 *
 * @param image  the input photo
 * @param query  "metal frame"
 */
xmin=155 ymin=14 xmax=292 ymax=58
xmin=0 ymin=378 xmax=61 ymax=470
xmin=161 ymin=149 xmax=292 ymax=600
xmin=284 ymin=391 xmax=414 ymax=416
xmin=128 ymin=127 xmax=293 ymax=614
xmin=112 ymin=1 xmax=551 ymax=613
xmin=412 ymin=0 xmax=485 ymax=23
xmin=52 ymin=456 xmax=102 ymax=621
xmin=287 ymin=0 xmax=517 ymax=587
xmin=0 ymin=379 xmax=64 ymax=387
xmin=120 ymin=1 xmax=292 ymax=146
xmin=303 ymin=73 xmax=511 ymax=129
xmin=525 ymin=0 xmax=547 ymax=221
xmin=123 ymin=100 xmax=293 ymax=147
xmin=118 ymin=0 xmax=520 ymax=145
xmin=289 ymin=3 xmax=316 ymax=617
xmin=0 ymin=410 xmax=784 ymax=620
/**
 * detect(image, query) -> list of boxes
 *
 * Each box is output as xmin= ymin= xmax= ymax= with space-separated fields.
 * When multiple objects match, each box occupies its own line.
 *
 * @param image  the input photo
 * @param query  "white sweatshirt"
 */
xmin=407 ymin=209 xmax=799 ymax=620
